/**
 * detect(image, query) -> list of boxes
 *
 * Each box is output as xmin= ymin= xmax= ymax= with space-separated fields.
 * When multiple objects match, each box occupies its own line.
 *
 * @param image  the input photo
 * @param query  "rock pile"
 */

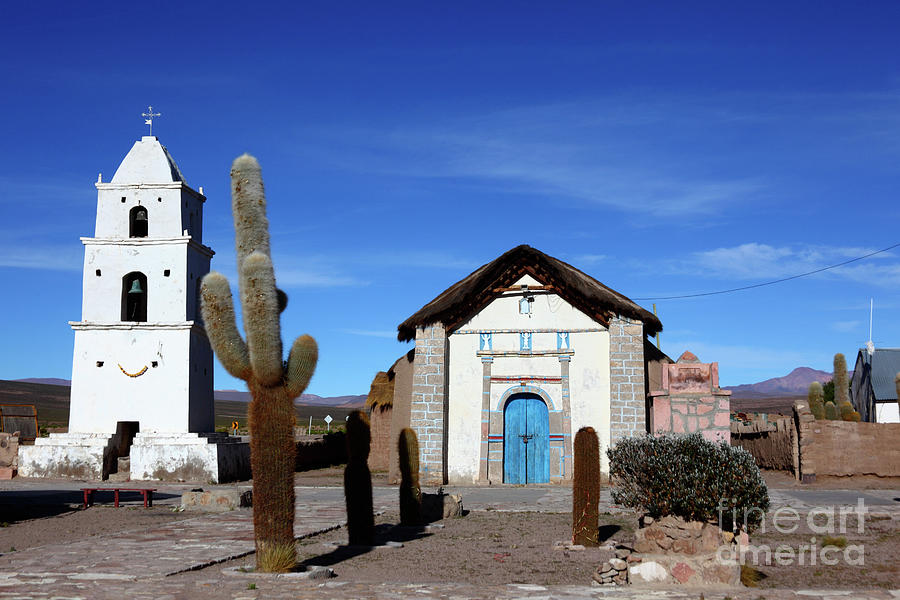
xmin=591 ymin=544 xmax=640 ymax=586
xmin=633 ymin=515 xmax=721 ymax=555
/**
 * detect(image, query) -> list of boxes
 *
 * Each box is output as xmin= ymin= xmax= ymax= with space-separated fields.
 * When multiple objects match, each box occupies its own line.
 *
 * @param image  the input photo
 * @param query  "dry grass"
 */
xmin=256 ymin=542 xmax=297 ymax=573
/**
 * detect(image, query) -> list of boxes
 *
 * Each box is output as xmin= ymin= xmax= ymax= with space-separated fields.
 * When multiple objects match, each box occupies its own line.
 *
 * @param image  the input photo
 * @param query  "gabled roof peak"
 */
xmin=397 ymin=244 xmax=661 ymax=341
xmin=111 ymin=136 xmax=185 ymax=184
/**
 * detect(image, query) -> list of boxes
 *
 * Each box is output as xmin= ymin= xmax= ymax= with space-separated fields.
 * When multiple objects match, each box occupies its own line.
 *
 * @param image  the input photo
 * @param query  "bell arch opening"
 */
xmin=121 ymin=272 xmax=148 ymax=322
xmin=129 ymin=206 xmax=148 ymax=238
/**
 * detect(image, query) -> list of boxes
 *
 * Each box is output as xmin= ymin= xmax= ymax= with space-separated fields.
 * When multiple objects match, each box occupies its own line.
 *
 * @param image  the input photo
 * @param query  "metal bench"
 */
xmin=80 ymin=487 xmax=157 ymax=509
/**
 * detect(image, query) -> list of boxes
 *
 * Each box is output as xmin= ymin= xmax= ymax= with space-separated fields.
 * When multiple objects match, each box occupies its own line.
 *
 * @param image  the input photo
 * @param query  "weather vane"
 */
xmin=141 ymin=106 xmax=161 ymax=136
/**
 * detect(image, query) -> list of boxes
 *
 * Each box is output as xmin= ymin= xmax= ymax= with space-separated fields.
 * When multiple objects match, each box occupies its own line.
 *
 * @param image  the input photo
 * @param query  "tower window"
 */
xmin=163 ymin=269 xmax=170 ymax=277
xmin=95 ymin=269 xmax=101 ymax=276
xmin=121 ymin=272 xmax=148 ymax=322
xmin=121 ymin=197 xmax=126 ymax=203
xmin=129 ymin=206 xmax=148 ymax=238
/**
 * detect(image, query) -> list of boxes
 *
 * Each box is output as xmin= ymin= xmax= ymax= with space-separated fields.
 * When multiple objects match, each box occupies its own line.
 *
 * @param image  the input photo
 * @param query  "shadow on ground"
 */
xmin=297 ymin=522 xmax=433 ymax=569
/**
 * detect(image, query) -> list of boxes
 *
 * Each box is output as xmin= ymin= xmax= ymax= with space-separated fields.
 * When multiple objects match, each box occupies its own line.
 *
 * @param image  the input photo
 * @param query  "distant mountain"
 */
xmin=215 ymin=390 xmax=366 ymax=408
xmin=15 ymin=378 xmax=71 ymax=387
xmin=724 ymin=367 xmax=834 ymax=399
xmin=14 ymin=379 xmax=366 ymax=408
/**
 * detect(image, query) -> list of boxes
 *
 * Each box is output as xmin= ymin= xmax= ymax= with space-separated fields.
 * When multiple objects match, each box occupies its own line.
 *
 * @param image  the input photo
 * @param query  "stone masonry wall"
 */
xmin=609 ymin=316 xmax=646 ymax=448
xmin=410 ymin=324 xmax=448 ymax=484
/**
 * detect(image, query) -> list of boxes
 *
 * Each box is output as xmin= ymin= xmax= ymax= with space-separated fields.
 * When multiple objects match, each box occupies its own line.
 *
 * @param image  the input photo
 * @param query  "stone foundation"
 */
xmin=130 ymin=432 xmax=250 ymax=483
xmin=20 ymin=431 xmax=250 ymax=483
xmin=627 ymin=515 xmax=741 ymax=587
xmin=19 ymin=433 xmax=113 ymax=479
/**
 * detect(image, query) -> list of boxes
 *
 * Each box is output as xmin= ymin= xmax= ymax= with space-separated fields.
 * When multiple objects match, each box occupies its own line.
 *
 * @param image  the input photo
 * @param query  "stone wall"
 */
xmin=649 ymin=351 xmax=731 ymax=443
xmin=731 ymin=416 xmax=793 ymax=471
xmin=410 ymin=324 xmax=448 ymax=484
xmin=368 ymin=405 xmax=392 ymax=472
xmin=608 ymin=316 xmax=646 ymax=447
xmin=794 ymin=399 xmax=900 ymax=480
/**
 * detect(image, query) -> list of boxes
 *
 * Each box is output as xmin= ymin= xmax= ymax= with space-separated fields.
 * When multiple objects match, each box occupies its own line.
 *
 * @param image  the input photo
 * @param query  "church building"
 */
xmin=20 ymin=134 xmax=248 ymax=482
xmin=396 ymin=245 xmax=665 ymax=485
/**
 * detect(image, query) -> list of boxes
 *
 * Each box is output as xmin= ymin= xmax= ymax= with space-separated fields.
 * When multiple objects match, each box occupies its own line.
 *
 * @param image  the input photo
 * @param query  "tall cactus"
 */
xmin=345 ymin=410 xmax=374 ymax=545
xmin=808 ymin=382 xmax=825 ymax=420
xmin=833 ymin=353 xmax=849 ymax=406
xmin=398 ymin=427 xmax=422 ymax=526
xmin=572 ymin=426 xmax=600 ymax=546
xmin=200 ymin=155 xmax=317 ymax=572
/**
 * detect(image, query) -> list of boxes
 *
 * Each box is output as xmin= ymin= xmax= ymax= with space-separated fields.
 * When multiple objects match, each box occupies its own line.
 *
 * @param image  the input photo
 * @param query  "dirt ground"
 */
xmin=192 ymin=510 xmax=635 ymax=586
xmin=747 ymin=512 xmax=899 ymax=589
xmin=0 ymin=504 xmax=188 ymax=554
xmin=294 ymin=466 xmax=389 ymax=487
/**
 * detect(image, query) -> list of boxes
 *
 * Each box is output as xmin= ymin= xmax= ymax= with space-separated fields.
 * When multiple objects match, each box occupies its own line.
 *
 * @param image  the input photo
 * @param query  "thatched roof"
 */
xmin=397 ymin=245 xmax=661 ymax=342
xmin=365 ymin=370 xmax=395 ymax=409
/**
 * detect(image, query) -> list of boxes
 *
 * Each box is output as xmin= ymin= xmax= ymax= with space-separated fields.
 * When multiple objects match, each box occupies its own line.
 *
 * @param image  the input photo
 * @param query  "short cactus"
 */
xmin=572 ymin=426 xmax=600 ymax=546
xmin=345 ymin=410 xmax=374 ymax=545
xmin=808 ymin=382 xmax=825 ymax=420
xmin=200 ymin=155 xmax=318 ymax=572
xmin=824 ymin=401 xmax=839 ymax=420
xmin=398 ymin=428 xmax=422 ymax=526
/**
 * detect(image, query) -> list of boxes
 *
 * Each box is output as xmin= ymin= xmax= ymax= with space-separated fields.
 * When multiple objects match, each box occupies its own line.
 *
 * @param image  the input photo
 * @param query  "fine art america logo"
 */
xmin=717 ymin=498 xmax=868 ymax=566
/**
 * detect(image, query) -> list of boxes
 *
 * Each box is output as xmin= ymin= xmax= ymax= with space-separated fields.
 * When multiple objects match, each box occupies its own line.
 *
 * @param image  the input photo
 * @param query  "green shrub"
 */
xmin=607 ymin=433 xmax=769 ymax=532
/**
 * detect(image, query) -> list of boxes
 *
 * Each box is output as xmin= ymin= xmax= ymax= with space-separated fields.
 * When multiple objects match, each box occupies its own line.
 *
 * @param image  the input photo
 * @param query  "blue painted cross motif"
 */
xmin=503 ymin=394 xmax=549 ymax=484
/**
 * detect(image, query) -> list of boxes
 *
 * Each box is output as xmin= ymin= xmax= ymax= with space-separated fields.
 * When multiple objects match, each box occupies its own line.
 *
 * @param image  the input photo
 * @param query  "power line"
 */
xmin=634 ymin=242 xmax=900 ymax=301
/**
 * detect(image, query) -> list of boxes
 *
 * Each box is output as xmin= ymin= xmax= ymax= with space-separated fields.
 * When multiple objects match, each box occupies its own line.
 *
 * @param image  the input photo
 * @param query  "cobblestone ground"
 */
xmin=1 ymin=482 xmax=897 ymax=599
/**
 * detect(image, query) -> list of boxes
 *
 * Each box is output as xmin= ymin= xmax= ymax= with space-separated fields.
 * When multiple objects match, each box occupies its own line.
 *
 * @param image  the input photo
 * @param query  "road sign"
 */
xmin=324 ymin=414 xmax=332 ymax=431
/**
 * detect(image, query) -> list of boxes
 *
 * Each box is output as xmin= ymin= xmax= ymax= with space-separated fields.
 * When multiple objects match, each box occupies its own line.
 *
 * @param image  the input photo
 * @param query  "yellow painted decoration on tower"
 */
xmin=118 ymin=364 xmax=148 ymax=378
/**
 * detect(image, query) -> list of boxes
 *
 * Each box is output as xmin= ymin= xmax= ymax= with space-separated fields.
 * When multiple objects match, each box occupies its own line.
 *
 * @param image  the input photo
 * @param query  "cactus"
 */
xmin=572 ymin=426 xmax=600 ymax=546
xmin=833 ymin=353 xmax=850 ymax=406
xmin=839 ymin=401 xmax=855 ymax=420
xmin=345 ymin=410 xmax=374 ymax=545
xmin=398 ymin=427 xmax=422 ymax=526
xmin=808 ymin=382 xmax=825 ymax=420
xmin=824 ymin=401 xmax=839 ymax=420
xmin=200 ymin=155 xmax=318 ymax=572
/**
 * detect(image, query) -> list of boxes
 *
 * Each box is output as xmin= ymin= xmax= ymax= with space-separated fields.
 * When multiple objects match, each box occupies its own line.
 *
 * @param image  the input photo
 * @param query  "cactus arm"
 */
xmin=200 ymin=272 xmax=251 ymax=380
xmin=286 ymin=334 xmax=318 ymax=397
xmin=231 ymin=154 xmax=272 ymax=271
xmin=240 ymin=252 xmax=283 ymax=386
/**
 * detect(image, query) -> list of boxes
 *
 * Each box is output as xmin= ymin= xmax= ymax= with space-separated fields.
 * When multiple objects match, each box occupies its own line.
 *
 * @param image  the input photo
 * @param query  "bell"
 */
xmin=135 ymin=210 xmax=147 ymax=221
xmin=128 ymin=280 xmax=144 ymax=295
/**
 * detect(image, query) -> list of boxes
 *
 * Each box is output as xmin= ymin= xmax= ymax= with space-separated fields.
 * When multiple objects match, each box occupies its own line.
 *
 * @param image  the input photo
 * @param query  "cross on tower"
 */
xmin=141 ymin=106 xmax=161 ymax=135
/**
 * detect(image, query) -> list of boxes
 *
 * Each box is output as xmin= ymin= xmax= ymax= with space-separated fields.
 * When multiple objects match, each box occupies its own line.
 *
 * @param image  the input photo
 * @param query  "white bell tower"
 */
xmin=20 ymin=127 xmax=249 ymax=482
xmin=68 ymin=135 xmax=215 ymax=433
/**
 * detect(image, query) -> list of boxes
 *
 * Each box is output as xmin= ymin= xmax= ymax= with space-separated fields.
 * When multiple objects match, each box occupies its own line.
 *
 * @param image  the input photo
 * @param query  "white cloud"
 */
xmin=682 ymin=243 xmax=900 ymax=286
xmin=0 ymin=244 xmax=81 ymax=271
xmin=339 ymin=328 xmax=396 ymax=339
xmin=832 ymin=320 xmax=862 ymax=333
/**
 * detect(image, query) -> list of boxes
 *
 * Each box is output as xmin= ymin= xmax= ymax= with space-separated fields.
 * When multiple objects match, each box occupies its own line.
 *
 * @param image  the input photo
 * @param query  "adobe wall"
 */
xmin=388 ymin=350 xmax=415 ymax=484
xmin=367 ymin=404 xmax=392 ymax=472
xmin=794 ymin=400 xmax=900 ymax=479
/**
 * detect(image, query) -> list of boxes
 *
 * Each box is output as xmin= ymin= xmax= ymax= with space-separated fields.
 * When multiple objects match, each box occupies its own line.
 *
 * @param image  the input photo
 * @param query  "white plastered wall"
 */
xmin=447 ymin=274 xmax=611 ymax=483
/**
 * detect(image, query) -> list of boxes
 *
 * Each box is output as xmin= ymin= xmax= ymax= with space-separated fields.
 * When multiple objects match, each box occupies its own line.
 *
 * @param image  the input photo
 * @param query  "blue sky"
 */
xmin=2 ymin=2 xmax=899 ymax=396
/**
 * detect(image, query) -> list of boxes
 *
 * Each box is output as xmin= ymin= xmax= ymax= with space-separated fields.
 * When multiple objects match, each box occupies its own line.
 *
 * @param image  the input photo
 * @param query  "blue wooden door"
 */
xmin=503 ymin=394 xmax=550 ymax=484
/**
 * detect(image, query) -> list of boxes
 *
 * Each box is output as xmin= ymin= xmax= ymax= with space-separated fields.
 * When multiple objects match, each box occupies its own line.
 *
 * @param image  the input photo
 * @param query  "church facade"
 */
xmin=397 ymin=245 xmax=664 ymax=485
xmin=20 ymin=136 xmax=248 ymax=482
